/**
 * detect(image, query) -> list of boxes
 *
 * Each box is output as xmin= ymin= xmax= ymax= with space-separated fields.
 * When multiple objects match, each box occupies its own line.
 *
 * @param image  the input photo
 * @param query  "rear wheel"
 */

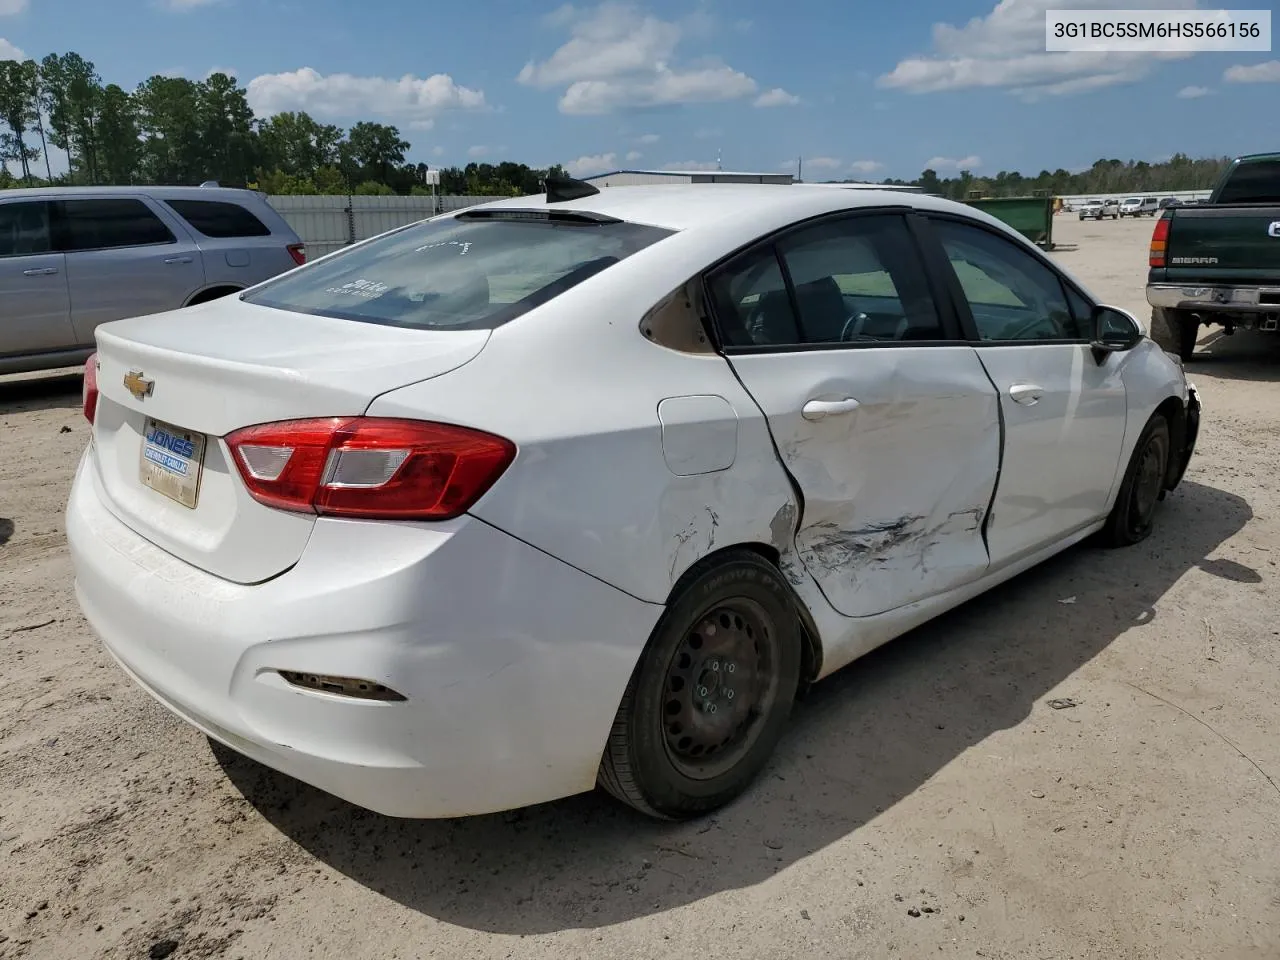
xmin=1150 ymin=307 xmax=1198 ymax=361
xmin=1102 ymin=414 xmax=1171 ymax=547
xmin=597 ymin=550 xmax=802 ymax=819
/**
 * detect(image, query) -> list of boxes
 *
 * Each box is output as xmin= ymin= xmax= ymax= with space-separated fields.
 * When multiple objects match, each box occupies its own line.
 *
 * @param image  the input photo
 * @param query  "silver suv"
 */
xmin=1 ymin=186 xmax=305 ymax=375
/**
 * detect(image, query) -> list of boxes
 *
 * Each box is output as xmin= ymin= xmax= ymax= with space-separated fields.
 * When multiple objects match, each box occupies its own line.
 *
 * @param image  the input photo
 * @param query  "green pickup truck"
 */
xmin=1146 ymin=152 xmax=1280 ymax=360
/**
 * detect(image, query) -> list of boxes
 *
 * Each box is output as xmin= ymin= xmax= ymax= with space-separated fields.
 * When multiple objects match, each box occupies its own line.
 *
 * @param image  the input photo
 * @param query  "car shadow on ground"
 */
xmin=1191 ymin=328 xmax=1280 ymax=382
xmin=217 ymin=479 xmax=1251 ymax=934
xmin=0 ymin=371 xmax=83 ymax=415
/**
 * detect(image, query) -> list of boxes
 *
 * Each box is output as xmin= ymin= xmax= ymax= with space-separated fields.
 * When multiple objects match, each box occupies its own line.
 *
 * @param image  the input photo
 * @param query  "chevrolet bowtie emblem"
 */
xmin=123 ymin=370 xmax=154 ymax=400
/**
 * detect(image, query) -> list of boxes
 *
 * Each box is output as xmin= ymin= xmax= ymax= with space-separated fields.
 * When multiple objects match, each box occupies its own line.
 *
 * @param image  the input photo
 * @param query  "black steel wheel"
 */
xmin=598 ymin=550 xmax=802 ymax=819
xmin=1102 ymin=414 xmax=1171 ymax=547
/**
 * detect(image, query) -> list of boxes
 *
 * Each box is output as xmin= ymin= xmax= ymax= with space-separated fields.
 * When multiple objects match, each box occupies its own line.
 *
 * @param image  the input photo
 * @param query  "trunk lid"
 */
xmin=89 ymin=298 xmax=489 ymax=584
xmin=1163 ymin=205 xmax=1280 ymax=284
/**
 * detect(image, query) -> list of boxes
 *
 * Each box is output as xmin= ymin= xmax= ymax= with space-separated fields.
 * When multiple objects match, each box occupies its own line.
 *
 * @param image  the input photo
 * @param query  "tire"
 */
xmin=1150 ymin=307 xmax=1198 ymax=361
xmin=597 ymin=550 xmax=802 ymax=820
xmin=1102 ymin=414 xmax=1171 ymax=547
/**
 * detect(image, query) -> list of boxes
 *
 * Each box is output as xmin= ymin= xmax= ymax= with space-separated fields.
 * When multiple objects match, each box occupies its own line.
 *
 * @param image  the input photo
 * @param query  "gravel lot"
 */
xmin=2 ymin=214 xmax=1278 ymax=960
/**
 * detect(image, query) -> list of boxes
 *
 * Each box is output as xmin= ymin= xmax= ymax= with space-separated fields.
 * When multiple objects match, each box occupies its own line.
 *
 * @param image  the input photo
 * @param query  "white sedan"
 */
xmin=67 ymin=180 xmax=1201 ymax=821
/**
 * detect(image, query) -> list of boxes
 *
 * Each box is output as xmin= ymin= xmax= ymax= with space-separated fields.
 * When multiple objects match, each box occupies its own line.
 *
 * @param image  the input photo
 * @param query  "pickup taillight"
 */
xmin=1149 ymin=214 xmax=1170 ymax=268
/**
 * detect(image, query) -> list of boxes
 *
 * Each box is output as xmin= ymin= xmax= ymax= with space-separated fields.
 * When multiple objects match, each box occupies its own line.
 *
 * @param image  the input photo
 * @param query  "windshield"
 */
xmin=245 ymin=212 xmax=674 ymax=330
xmin=1216 ymin=159 xmax=1280 ymax=205
xmin=1125 ymin=198 xmax=1141 ymax=204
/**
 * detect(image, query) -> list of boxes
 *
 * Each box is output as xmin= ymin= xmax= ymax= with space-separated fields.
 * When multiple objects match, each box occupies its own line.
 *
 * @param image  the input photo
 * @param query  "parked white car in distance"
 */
xmin=67 ymin=180 xmax=1201 ymax=822
xmin=1119 ymin=196 xmax=1160 ymax=217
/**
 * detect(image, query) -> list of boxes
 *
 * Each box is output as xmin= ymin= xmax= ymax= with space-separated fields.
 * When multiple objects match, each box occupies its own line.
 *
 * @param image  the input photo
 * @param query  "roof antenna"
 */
xmin=543 ymin=175 xmax=601 ymax=203
xmin=717 ymin=148 xmax=722 ymax=171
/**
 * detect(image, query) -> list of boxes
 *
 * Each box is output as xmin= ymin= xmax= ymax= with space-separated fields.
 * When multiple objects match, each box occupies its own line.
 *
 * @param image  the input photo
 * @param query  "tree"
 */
xmin=96 ymin=83 xmax=140 ymax=183
xmin=257 ymin=110 xmax=343 ymax=178
xmin=0 ymin=59 xmax=41 ymax=182
xmin=39 ymin=53 xmax=73 ymax=174
xmin=63 ymin=53 xmax=103 ymax=181
xmin=134 ymin=75 xmax=204 ymax=183
xmin=344 ymin=121 xmax=408 ymax=184
xmin=198 ymin=72 xmax=257 ymax=185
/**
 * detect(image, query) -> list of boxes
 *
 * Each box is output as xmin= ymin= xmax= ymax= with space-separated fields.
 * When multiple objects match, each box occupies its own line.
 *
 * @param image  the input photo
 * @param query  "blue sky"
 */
xmin=2 ymin=0 xmax=1278 ymax=180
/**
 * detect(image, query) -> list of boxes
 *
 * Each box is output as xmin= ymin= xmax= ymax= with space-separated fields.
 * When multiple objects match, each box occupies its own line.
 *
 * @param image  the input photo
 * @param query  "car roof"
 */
xmin=471 ymin=183 xmax=1009 ymax=236
xmin=0 ymin=184 xmax=264 ymax=202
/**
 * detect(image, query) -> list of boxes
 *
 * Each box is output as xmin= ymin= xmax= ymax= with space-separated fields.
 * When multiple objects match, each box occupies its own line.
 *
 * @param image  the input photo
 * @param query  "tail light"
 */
xmin=287 ymin=243 xmax=306 ymax=266
xmin=225 ymin=417 xmax=515 ymax=520
xmin=1149 ymin=214 xmax=1170 ymax=268
xmin=82 ymin=353 xmax=99 ymax=424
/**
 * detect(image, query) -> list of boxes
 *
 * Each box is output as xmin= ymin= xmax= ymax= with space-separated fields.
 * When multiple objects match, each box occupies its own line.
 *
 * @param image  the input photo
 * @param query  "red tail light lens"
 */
xmin=1149 ymin=214 xmax=1170 ymax=267
xmin=287 ymin=243 xmax=306 ymax=266
xmin=82 ymin=353 xmax=99 ymax=424
xmin=225 ymin=417 xmax=515 ymax=520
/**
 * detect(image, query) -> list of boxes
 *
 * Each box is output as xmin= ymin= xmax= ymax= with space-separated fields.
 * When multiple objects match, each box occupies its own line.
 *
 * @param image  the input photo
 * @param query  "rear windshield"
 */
xmin=244 ymin=212 xmax=673 ymax=330
xmin=1217 ymin=159 xmax=1280 ymax=205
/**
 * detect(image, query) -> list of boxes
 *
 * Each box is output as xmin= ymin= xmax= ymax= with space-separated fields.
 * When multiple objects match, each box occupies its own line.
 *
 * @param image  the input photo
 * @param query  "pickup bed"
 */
xmin=1146 ymin=153 xmax=1280 ymax=360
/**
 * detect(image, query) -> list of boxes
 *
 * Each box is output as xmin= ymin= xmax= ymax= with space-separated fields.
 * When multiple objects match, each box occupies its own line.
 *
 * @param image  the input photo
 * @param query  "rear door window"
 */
xmin=245 ymin=212 xmax=673 ymax=330
xmin=166 ymin=199 xmax=272 ymax=238
xmin=0 ymin=201 xmax=54 ymax=257
xmin=57 ymin=199 xmax=176 ymax=251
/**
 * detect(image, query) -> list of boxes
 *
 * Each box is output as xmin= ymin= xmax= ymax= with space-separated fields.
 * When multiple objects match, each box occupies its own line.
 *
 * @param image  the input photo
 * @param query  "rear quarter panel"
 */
xmin=364 ymin=226 xmax=813 ymax=610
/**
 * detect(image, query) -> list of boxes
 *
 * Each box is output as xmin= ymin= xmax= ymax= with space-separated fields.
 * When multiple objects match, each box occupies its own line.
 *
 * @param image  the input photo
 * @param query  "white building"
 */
xmin=583 ymin=169 xmax=795 ymax=188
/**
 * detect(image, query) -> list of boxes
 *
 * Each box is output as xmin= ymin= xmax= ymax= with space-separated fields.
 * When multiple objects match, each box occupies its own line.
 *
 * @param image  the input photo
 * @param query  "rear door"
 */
xmin=57 ymin=196 xmax=204 ymax=343
xmin=0 ymin=199 xmax=74 ymax=355
xmin=705 ymin=210 xmax=1001 ymax=618
xmin=162 ymin=196 xmax=296 ymax=287
xmin=920 ymin=215 xmax=1128 ymax=566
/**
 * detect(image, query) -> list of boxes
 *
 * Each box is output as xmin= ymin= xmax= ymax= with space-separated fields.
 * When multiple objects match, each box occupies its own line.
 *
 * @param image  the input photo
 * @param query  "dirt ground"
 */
xmin=2 ymin=214 xmax=1278 ymax=960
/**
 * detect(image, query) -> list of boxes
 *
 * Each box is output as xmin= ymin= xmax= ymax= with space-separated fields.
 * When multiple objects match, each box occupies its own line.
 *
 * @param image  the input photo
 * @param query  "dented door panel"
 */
xmin=726 ymin=346 xmax=1001 ymax=618
xmin=975 ymin=343 xmax=1127 ymax=564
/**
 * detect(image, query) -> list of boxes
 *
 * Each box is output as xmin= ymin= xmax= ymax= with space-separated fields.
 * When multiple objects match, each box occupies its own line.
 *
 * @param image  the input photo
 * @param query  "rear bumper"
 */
xmin=1147 ymin=283 xmax=1280 ymax=314
xmin=66 ymin=450 xmax=662 ymax=818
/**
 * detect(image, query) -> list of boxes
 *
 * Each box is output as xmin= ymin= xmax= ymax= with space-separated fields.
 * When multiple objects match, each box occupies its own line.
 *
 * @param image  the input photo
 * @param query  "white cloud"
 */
xmin=247 ymin=68 xmax=486 ymax=127
xmin=637 ymin=132 xmax=661 ymax=144
xmin=849 ymin=160 xmax=885 ymax=175
xmin=626 ymin=149 xmax=643 ymax=161
xmin=926 ymin=155 xmax=982 ymax=170
xmin=878 ymin=0 xmax=1197 ymax=98
xmin=806 ymin=156 xmax=843 ymax=170
xmin=754 ymin=87 xmax=800 ymax=107
xmin=661 ymin=160 xmax=720 ymax=171
xmin=518 ymin=2 xmax=760 ymax=114
xmin=0 ymin=0 xmax=28 ymax=15
xmin=1176 ymin=84 xmax=1210 ymax=98
xmin=565 ymin=152 xmax=617 ymax=176
xmin=1224 ymin=60 xmax=1280 ymax=83
xmin=468 ymin=145 xmax=488 ymax=158
xmin=161 ymin=0 xmax=219 ymax=8
xmin=0 ymin=37 xmax=24 ymax=59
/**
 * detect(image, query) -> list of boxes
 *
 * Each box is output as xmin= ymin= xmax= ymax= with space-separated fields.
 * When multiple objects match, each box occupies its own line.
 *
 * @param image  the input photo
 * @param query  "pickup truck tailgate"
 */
xmin=1163 ymin=205 xmax=1280 ymax=284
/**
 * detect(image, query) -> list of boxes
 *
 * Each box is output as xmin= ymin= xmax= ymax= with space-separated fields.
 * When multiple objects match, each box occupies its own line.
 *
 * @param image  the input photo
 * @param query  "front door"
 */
xmin=0 ymin=199 xmax=74 ymax=356
xmin=58 ymin=196 xmax=204 ymax=344
xmin=705 ymin=211 xmax=1002 ymax=619
xmin=924 ymin=216 xmax=1128 ymax=565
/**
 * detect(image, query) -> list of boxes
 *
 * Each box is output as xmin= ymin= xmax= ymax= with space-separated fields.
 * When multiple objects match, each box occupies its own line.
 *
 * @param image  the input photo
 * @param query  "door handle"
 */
xmin=23 ymin=267 xmax=58 ymax=276
xmin=163 ymin=255 xmax=194 ymax=265
xmin=1008 ymin=383 xmax=1044 ymax=405
xmin=802 ymin=397 xmax=861 ymax=421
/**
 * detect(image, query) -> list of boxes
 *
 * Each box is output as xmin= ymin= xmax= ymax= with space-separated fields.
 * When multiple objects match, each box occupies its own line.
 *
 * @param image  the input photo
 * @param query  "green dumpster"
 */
xmin=963 ymin=195 xmax=1056 ymax=248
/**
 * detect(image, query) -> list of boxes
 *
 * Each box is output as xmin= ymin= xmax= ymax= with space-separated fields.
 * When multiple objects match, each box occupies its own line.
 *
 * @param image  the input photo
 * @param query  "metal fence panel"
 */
xmin=267 ymin=194 xmax=494 ymax=258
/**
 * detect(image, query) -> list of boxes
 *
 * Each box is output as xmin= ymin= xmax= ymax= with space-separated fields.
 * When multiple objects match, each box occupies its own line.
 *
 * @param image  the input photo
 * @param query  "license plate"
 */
xmin=139 ymin=417 xmax=207 ymax=509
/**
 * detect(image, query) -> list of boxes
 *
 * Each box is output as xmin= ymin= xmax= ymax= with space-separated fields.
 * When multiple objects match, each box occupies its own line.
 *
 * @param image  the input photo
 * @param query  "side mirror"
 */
xmin=1090 ymin=305 xmax=1142 ymax=359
